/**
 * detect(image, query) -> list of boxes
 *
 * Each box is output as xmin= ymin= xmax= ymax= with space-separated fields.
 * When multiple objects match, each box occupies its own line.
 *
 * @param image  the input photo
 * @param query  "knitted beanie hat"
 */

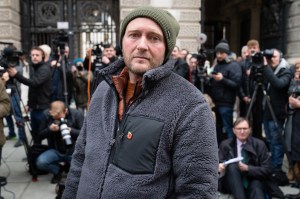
xmin=120 ymin=6 xmax=180 ymax=63
xmin=215 ymin=42 xmax=230 ymax=54
xmin=73 ymin=58 xmax=84 ymax=65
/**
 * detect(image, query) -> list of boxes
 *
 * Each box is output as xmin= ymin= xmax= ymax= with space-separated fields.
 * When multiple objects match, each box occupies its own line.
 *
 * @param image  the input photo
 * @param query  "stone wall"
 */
xmin=0 ymin=0 xmax=21 ymax=49
xmin=286 ymin=0 xmax=300 ymax=64
xmin=120 ymin=0 xmax=201 ymax=53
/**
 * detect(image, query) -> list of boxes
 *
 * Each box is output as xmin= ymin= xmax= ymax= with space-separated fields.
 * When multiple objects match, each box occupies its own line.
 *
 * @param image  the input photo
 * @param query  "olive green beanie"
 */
xmin=120 ymin=6 xmax=180 ymax=63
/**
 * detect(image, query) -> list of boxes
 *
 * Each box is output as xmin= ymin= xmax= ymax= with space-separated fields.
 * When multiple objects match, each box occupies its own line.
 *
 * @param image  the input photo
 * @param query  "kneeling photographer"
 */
xmin=36 ymin=101 xmax=84 ymax=184
xmin=259 ymin=49 xmax=291 ymax=176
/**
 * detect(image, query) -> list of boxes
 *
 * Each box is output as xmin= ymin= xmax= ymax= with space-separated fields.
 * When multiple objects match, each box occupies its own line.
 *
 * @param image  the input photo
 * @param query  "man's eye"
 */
xmin=129 ymin=33 xmax=139 ymax=38
xmin=150 ymin=36 xmax=160 ymax=42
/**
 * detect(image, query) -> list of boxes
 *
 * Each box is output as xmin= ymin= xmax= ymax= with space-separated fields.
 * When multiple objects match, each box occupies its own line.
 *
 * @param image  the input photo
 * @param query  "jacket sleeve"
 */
xmin=70 ymin=109 xmax=84 ymax=138
xmin=0 ymin=80 xmax=10 ymax=118
xmin=172 ymin=99 xmax=218 ymax=198
xmin=264 ymin=66 xmax=292 ymax=89
xmin=247 ymin=140 xmax=272 ymax=180
xmin=14 ymin=63 xmax=51 ymax=88
xmin=220 ymin=62 xmax=242 ymax=89
xmin=62 ymin=119 xmax=87 ymax=199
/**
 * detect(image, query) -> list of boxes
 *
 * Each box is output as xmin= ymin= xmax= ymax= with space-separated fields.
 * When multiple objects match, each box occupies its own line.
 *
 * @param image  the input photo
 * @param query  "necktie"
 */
xmin=241 ymin=145 xmax=249 ymax=189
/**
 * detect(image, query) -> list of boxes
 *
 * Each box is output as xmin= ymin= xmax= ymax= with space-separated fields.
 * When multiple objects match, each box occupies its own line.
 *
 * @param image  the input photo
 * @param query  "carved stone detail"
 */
xmin=35 ymin=1 xmax=63 ymax=26
xmin=77 ymin=1 xmax=103 ymax=23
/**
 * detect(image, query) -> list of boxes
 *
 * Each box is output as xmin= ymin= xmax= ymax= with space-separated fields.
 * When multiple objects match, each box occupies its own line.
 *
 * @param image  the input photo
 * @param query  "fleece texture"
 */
xmin=62 ymin=58 xmax=218 ymax=199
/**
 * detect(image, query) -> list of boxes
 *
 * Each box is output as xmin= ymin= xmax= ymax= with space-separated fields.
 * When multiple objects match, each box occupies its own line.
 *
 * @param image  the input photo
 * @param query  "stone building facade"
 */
xmin=1 ymin=0 xmax=300 ymax=63
xmin=0 ymin=0 xmax=21 ymax=49
xmin=120 ymin=0 xmax=202 ymax=53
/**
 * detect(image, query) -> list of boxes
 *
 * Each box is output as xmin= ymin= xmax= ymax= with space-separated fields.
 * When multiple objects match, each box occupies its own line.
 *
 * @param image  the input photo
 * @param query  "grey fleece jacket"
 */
xmin=62 ymin=59 xmax=218 ymax=199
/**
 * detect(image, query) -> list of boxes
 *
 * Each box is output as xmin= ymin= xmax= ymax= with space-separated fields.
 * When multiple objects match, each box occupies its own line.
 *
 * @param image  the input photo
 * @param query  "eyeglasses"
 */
xmin=234 ymin=127 xmax=249 ymax=131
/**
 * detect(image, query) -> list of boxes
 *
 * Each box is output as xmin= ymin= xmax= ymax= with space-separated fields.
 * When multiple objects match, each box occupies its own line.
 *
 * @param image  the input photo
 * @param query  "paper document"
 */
xmin=224 ymin=157 xmax=243 ymax=165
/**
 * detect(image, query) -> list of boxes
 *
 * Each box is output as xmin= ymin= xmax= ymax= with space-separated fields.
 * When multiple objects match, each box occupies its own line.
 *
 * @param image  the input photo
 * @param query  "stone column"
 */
xmin=286 ymin=0 xmax=300 ymax=62
xmin=0 ymin=0 xmax=21 ymax=49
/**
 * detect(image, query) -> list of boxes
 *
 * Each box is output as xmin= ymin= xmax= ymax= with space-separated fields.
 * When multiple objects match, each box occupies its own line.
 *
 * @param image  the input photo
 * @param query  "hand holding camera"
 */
xmin=49 ymin=123 xmax=60 ymax=132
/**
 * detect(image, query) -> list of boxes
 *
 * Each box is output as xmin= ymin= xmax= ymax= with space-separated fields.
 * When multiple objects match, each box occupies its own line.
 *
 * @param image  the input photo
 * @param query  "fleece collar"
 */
xmin=99 ymin=58 xmax=175 ymax=91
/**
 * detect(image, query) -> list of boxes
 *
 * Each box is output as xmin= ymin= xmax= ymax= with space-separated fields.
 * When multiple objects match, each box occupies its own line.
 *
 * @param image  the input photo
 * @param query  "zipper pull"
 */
xmin=109 ymin=139 xmax=116 ymax=147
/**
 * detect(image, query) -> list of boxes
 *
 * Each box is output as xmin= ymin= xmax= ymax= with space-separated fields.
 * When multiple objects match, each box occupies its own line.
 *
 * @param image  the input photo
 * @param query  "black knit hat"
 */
xmin=215 ymin=42 xmax=230 ymax=54
xmin=120 ymin=6 xmax=180 ymax=63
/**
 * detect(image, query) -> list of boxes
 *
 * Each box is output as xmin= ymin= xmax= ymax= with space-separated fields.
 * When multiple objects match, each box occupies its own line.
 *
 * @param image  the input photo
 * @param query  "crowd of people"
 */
xmin=0 ymin=5 xmax=299 ymax=199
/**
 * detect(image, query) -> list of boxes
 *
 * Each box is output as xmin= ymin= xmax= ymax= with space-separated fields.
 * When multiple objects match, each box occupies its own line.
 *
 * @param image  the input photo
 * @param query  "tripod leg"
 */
xmin=246 ymin=84 xmax=259 ymax=119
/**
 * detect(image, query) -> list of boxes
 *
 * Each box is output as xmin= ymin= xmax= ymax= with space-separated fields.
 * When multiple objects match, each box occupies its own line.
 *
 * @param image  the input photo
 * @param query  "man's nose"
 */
xmin=136 ymin=37 xmax=149 ymax=51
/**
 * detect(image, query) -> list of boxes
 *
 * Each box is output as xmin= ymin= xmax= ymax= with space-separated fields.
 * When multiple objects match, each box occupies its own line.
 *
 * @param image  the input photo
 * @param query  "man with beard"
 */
xmin=7 ymin=46 xmax=52 ymax=144
xmin=62 ymin=6 xmax=218 ymax=199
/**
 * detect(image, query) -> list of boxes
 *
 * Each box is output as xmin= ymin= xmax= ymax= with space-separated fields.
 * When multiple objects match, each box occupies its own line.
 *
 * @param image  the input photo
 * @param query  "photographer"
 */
xmin=72 ymin=58 xmax=93 ymax=112
xmin=83 ymin=43 xmax=118 ymax=73
xmin=7 ymin=46 xmax=52 ymax=144
xmin=51 ymin=45 xmax=74 ymax=105
xmin=36 ymin=101 xmax=84 ymax=184
xmin=3 ymin=45 xmax=26 ymax=147
xmin=262 ymin=49 xmax=291 ymax=174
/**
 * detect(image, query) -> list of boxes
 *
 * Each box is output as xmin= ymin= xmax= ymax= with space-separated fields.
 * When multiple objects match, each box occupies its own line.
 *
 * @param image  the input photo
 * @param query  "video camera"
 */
xmin=0 ymin=47 xmax=23 ymax=69
xmin=196 ymin=49 xmax=207 ymax=76
xmin=53 ymin=31 xmax=69 ymax=51
xmin=250 ymin=49 xmax=275 ymax=83
xmin=92 ymin=43 xmax=104 ymax=71
xmin=251 ymin=49 xmax=274 ymax=66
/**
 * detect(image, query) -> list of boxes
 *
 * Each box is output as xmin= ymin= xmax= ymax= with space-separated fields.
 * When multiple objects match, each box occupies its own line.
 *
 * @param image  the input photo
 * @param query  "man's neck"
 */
xmin=128 ymin=71 xmax=143 ymax=84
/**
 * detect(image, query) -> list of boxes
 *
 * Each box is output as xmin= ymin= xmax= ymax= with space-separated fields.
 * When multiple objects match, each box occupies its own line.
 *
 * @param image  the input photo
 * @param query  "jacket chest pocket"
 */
xmin=112 ymin=115 xmax=164 ymax=174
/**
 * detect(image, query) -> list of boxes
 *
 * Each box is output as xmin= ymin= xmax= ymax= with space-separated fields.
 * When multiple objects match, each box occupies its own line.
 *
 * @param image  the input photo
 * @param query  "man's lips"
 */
xmin=133 ymin=56 xmax=149 ymax=60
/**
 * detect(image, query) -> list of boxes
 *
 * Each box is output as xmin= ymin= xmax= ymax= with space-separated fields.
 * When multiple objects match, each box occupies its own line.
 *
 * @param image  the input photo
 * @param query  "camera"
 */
xmin=250 ymin=49 xmax=275 ymax=83
xmin=59 ymin=118 xmax=72 ymax=146
xmin=251 ymin=49 xmax=274 ymax=66
xmin=0 ymin=47 xmax=23 ymax=69
xmin=92 ymin=43 xmax=103 ymax=57
xmin=76 ymin=63 xmax=84 ymax=71
xmin=53 ymin=31 xmax=69 ymax=51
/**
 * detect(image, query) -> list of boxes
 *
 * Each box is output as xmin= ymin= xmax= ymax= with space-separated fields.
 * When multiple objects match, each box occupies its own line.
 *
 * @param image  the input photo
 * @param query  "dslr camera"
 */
xmin=58 ymin=118 xmax=72 ymax=146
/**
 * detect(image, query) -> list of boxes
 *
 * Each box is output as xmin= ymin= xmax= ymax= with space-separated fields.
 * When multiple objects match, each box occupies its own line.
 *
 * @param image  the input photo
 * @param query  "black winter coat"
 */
xmin=263 ymin=61 xmax=291 ymax=121
xmin=219 ymin=136 xmax=272 ymax=180
xmin=38 ymin=108 xmax=84 ymax=154
xmin=209 ymin=60 xmax=242 ymax=107
xmin=15 ymin=61 xmax=52 ymax=110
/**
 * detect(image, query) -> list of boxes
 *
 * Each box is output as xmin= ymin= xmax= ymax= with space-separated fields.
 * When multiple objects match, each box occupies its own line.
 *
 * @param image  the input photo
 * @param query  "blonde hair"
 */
xmin=247 ymin=39 xmax=259 ymax=48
